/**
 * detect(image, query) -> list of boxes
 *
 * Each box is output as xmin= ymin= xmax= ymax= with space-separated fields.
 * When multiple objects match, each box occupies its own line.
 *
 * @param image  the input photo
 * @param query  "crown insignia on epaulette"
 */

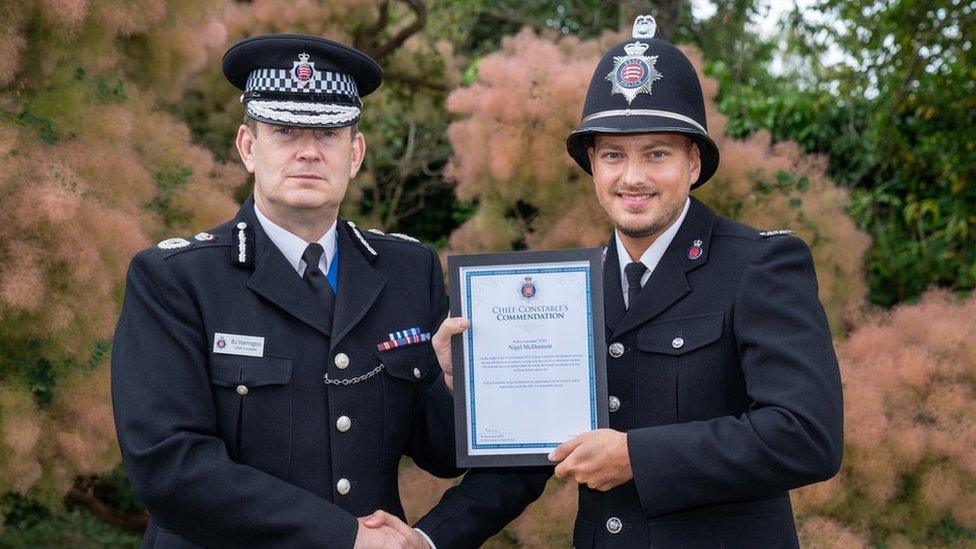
xmin=389 ymin=232 xmax=420 ymax=243
xmin=157 ymin=237 xmax=191 ymax=250
xmin=759 ymin=229 xmax=795 ymax=237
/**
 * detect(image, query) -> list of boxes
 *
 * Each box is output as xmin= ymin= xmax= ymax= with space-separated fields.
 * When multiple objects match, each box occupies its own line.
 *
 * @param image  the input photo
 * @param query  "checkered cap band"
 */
xmin=245 ymin=68 xmax=359 ymax=96
xmin=245 ymin=101 xmax=360 ymax=126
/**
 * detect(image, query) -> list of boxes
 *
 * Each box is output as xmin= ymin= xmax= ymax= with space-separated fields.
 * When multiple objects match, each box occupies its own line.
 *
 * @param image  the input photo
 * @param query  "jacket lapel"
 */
xmin=242 ymin=199 xmax=334 ymax=337
xmin=610 ymin=198 xmax=715 ymax=340
xmin=330 ymin=221 xmax=387 ymax=349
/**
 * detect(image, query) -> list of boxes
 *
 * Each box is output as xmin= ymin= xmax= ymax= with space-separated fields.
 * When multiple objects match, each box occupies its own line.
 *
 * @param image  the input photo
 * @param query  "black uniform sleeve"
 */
xmin=111 ymin=250 xmax=359 ymax=548
xmin=626 ymin=235 xmax=844 ymax=517
xmin=403 ymin=245 xmax=461 ymax=478
xmin=414 ymin=468 xmax=551 ymax=548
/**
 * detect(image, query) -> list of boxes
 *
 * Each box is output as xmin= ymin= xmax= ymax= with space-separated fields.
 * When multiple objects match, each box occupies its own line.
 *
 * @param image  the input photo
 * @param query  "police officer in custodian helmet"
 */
xmin=424 ymin=15 xmax=844 ymax=548
xmin=111 ymin=34 xmax=509 ymax=548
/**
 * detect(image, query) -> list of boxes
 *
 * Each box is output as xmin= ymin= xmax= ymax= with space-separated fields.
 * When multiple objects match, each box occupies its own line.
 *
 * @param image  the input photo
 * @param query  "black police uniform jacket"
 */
xmin=417 ymin=197 xmax=844 ymax=548
xmin=112 ymin=198 xmax=457 ymax=548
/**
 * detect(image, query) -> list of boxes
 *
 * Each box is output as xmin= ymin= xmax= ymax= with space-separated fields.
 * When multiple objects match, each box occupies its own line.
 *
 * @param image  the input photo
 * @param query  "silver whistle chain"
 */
xmin=323 ymin=363 xmax=385 ymax=386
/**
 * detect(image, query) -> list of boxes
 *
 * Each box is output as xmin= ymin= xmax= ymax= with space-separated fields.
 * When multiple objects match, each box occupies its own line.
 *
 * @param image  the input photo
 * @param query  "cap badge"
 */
xmin=633 ymin=14 xmax=657 ymax=38
xmin=687 ymin=239 xmax=704 ymax=260
xmin=292 ymin=52 xmax=316 ymax=85
xmin=606 ymin=41 xmax=663 ymax=104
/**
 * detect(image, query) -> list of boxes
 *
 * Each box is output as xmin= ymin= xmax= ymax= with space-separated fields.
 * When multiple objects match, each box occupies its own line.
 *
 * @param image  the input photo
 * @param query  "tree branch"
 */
xmin=359 ymin=0 xmax=428 ymax=61
xmin=383 ymin=72 xmax=450 ymax=92
xmin=66 ymin=477 xmax=148 ymax=533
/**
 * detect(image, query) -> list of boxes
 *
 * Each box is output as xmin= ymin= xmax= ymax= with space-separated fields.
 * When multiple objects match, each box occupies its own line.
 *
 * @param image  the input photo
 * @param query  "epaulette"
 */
xmin=155 ymin=231 xmax=221 ymax=251
xmin=157 ymin=237 xmax=193 ymax=250
xmin=388 ymin=232 xmax=420 ymax=243
xmin=361 ymin=226 xmax=424 ymax=246
xmin=758 ymin=229 xmax=794 ymax=238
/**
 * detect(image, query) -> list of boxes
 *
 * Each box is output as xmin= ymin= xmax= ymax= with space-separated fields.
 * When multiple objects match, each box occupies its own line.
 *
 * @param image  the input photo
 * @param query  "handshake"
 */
xmin=355 ymin=511 xmax=430 ymax=549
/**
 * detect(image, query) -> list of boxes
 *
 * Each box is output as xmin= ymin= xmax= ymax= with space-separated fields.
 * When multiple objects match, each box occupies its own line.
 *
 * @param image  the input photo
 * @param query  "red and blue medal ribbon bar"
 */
xmin=377 ymin=327 xmax=431 ymax=352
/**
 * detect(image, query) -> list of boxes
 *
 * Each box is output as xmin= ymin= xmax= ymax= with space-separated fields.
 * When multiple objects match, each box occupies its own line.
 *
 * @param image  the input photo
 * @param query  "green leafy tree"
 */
xmin=720 ymin=0 xmax=975 ymax=306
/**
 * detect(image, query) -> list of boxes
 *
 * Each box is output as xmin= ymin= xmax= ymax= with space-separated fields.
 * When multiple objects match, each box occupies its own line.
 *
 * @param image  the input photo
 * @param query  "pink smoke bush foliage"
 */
xmin=0 ymin=1 xmax=241 ymax=505
xmin=793 ymin=290 xmax=976 ymax=544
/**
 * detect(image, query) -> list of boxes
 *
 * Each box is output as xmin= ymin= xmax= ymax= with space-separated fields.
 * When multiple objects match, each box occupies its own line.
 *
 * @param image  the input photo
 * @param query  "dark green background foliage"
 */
xmin=713 ymin=0 xmax=975 ymax=305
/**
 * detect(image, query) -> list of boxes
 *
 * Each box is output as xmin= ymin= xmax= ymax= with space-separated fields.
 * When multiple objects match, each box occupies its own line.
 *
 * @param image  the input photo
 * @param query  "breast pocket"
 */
xmin=209 ymin=354 xmax=293 ymax=479
xmin=377 ymin=344 xmax=433 ymax=469
xmin=636 ymin=312 xmax=725 ymax=423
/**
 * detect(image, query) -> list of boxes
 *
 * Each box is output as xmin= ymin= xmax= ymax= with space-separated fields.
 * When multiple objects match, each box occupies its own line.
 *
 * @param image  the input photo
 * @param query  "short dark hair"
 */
xmin=242 ymin=114 xmax=358 ymax=139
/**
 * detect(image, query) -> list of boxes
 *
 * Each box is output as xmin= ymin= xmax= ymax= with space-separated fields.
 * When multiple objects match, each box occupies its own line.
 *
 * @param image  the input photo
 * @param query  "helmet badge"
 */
xmin=606 ymin=40 xmax=663 ymax=105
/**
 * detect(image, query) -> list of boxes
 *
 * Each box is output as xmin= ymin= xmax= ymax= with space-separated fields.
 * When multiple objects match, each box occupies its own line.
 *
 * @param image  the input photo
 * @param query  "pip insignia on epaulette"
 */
xmin=194 ymin=232 xmax=216 ymax=242
xmin=158 ymin=237 xmax=191 ymax=250
xmin=759 ymin=230 xmax=795 ymax=238
xmin=346 ymin=221 xmax=378 ymax=260
xmin=388 ymin=233 xmax=420 ymax=244
xmin=232 ymin=221 xmax=254 ymax=267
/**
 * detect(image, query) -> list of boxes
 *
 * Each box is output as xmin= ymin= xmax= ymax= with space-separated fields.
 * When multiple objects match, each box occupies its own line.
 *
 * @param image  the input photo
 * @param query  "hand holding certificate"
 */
xmin=448 ymin=249 xmax=608 ymax=467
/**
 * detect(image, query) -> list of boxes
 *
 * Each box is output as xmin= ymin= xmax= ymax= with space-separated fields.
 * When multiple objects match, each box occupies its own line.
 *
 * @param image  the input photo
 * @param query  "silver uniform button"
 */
xmin=336 ymin=415 xmax=352 ymax=432
xmin=336 ymin=478 xmax=351 ymax=495
xmin=609 ymin=396 xmax=621 ymax=413
xmin=672 ymin=337 xmax=684 ymax=349
xmin=236 ymin=385 xmax=248 ymax=396
xmin=609 ymin=342 xmax=624 ymax=358
xmin=606 ymin=517 xmax=622 ymax=534
xmin=334 ymin=353 xmax=350 ymax=369
xmin=413 ymin=367 xmax=422 ymax=379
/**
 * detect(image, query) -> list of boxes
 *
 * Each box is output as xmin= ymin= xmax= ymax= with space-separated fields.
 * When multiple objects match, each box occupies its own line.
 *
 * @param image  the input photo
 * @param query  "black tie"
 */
xmin=302 ymin=243 xmax=335 ymax=317
xmin=624 ymin=261 xmax=648 ymax=309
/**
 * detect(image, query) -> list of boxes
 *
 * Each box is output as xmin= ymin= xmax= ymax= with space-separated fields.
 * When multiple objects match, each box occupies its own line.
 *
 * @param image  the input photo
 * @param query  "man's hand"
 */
xmin=431 ymin=316 xmax=469 ymax=391
xmin=353 ymin=516 xmax=404 ymax=548
xmin=357 ymin=511 xmax=430 ymax=548
xmin=549 ymin=429 xmax=633 ymax=491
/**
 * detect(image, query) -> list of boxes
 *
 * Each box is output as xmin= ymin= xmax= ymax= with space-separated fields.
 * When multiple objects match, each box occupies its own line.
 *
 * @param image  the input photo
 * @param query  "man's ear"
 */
xmin=236 ymin=125 xmax=256 ymax=174
xmin=688 ymin=140 xmax=701 ymax=186
xmin=349 ymin=129 xmax=366 ymax=178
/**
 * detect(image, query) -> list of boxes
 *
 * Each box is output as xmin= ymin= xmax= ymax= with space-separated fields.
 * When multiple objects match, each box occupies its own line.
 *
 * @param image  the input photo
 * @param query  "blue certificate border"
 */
xmin=464 ymin=265 xmax=597 ymax=450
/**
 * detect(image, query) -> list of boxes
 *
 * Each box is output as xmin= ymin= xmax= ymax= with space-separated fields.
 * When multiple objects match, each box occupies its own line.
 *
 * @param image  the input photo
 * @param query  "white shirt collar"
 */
xmin=616 ymin=197 xmax=690 ymax=308
xmin=253 ymin=203 xmax=337 ymax=276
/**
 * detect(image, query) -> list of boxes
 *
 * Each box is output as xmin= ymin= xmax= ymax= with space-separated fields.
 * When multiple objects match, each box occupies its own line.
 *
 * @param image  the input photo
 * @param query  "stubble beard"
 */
xmin=615 ymin=197 xmax=685 ymax=240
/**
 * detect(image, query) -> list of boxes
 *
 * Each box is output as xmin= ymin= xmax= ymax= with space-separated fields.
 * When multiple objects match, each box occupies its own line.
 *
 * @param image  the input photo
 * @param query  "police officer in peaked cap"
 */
xmin=425 ymin=15 xmax=844 ymax=548
xmin=111 ymin=34 xmax=497 ymax=548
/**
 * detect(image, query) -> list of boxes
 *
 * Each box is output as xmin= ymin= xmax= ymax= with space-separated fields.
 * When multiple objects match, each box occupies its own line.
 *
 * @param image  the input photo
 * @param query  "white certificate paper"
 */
xmin=456 ymin=258 xmax=600 ymax=460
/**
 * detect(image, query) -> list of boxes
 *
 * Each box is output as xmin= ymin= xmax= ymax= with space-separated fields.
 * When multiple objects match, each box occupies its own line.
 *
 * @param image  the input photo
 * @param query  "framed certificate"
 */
xmin=448 ymin=248 xmax=608 ymax=467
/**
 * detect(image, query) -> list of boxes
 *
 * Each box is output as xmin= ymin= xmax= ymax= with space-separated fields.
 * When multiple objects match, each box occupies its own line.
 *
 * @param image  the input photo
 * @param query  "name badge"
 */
xmin=213 ymin=332 xmax=265 ymax=357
